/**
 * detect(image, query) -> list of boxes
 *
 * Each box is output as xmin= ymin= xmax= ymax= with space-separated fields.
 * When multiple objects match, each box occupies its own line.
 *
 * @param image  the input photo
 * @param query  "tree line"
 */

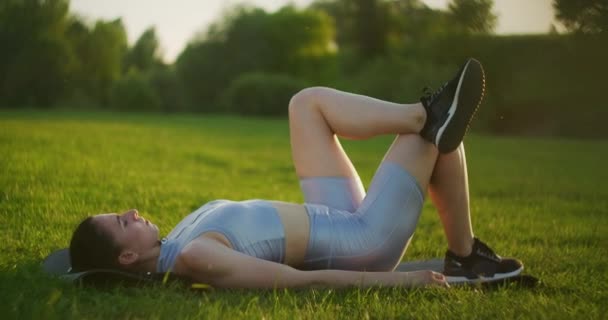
xmin=1 ymin=0 xmax=607 ymax=137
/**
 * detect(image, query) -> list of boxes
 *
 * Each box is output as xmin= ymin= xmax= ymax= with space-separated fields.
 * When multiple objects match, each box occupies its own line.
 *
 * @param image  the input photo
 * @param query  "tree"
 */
xmin=310 ymin=0 xmax=463 ymax=61
xmin=65 ymin=17 xmax=96 ymax=105
xmin=124 ymin=27 xmax=163 ymax=73
xmin=176 ymin=5 xmax=335 ymax=111
xmin=553 ymin=0 xmax=608 ymax=34
xmin=448 ymin=0 xmax=497 ymax=34
xmin=311 ymin=0 xmax=390 ymax=58
xmin=353 ymin=0 xmax=390 ymax=58
xmin=109 ymin=70 xmax=160 ymax=111
xmin=82 ymin=19 xmax=128 ymax=105
xmin=384 ymin=0 xmax=452 ymax=48
xmin=0 ymin=0 xmax=74 ymax=107
xmin=309 ymin=0 xmax=355 ymax=51
xmin=147 ymin=66 xmax=187 ymax=112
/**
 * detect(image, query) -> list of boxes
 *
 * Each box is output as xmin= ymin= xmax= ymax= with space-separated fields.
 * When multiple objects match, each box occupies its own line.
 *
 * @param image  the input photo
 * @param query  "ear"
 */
xmin=118 ymin=250 xmax=139 ymax=266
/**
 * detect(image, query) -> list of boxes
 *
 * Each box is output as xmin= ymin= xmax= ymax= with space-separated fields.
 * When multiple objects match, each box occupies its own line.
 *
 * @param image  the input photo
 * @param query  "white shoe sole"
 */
xmin=445 ymin=265 xmax=524 ymax=284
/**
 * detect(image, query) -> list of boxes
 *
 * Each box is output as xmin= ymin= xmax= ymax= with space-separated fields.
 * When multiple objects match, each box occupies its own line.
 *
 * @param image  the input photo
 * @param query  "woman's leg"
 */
xmin=289 ymin=87 xmax=441 ymax=271
xmin=428 ymin=144 xmax=475 ymax=257
xmin=428 ymin=143 xmax=524 ymax=283
xmin=289 ymin=86 xmax=431 ymax=189
xmin=299 ymin=133 xmax=438 ymax=271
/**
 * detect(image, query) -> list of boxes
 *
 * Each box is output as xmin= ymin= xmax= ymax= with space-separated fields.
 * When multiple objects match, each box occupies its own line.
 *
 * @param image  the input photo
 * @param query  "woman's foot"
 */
xmin=419 ymin=58 xmax=485 ymax=153
xmin=443 ymin=238 xmax=524 ymax=284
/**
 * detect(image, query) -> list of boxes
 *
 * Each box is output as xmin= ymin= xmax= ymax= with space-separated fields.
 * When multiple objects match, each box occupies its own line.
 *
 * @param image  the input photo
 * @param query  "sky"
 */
xmin=70 ymin=0 xmax=557 ymax=62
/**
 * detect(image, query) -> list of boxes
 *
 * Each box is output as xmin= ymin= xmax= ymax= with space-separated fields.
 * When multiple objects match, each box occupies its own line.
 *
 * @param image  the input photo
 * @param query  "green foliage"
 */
xmin=309 ymin=0 xmax=495 ymax=58
xmin=0 ymin=0 xmax=129 ymax=108
xmin=309 ymin=0 xmax=355 ymax=50
xmin=1 ymin=0 xmax=607 ymax=138
xmin=447 ymin=0 xmax=497 ymax=34
xmin=311 ymin=0 xmax=391 ymax=59
xmin=352 ymin=0 xmax=390 ymax=58
xmin=86 ymin=19 xmax=129 ymax=105
xmin=553 ymin=0 xmax=608 ymax=34
xmin=147 ymin=66 xmax=188 ymax=112
xmin=65 ymin=18 xmax=128 ymax=107
xmin=326 ymin=31 xmax=608 ymax=138
xmin=0 ymin=113 xmax=606 ymax=318
xmin=222 ymin=73 xmax=308 ymax=116
xmin=174 ymin=42 xmax=227 ymax=112
xmin=335 ymin=55 xmax=453 ymax=103
xmin=65 ymin=18 xmax=94 ymax=99
xmin=109 ymin=71 xmax=161 ymax=111
xmin=385 ymin=0 xmax=452 ymax=50
xmin=0 ymin=0 xmax=74 ymax=107
xmin=124 ymin=27 xmax=163 ymax=74
xmin=176 ymin=5 xmax=335 ymax=111
xmin=422 ymin=33 xmax=608 ymax=137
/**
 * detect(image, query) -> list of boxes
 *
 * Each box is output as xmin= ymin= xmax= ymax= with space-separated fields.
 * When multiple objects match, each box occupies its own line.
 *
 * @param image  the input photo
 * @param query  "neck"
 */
xmin=130 ymin=242 xmax=162 ymax=273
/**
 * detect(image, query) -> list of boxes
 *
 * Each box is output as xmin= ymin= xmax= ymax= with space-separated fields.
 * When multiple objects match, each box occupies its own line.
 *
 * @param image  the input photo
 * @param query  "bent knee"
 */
xmin=288 ymin=87 xmax=332 ymax=118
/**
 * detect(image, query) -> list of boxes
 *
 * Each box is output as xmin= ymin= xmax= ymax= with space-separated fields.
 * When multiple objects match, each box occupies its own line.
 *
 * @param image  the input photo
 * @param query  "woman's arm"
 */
xmin=175 ymin=238 xmax=448 ymax=289
xmin=307 ymin=269 xmax=448 ymax=289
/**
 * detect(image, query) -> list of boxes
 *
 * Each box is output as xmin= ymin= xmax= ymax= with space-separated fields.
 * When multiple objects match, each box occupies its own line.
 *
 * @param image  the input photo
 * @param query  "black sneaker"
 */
xmin=443 ymin=238 xmax=523 ymax=284
xmin=420 ymin=58 xmax=485 ymax=153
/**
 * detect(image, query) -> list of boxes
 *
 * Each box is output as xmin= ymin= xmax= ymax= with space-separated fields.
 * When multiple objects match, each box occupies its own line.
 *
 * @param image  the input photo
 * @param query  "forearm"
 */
xmin=306 ymin=269 xmax=444 ymax=289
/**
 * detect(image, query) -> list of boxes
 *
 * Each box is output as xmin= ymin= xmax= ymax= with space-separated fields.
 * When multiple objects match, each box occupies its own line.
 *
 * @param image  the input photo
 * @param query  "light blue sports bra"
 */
xmin=156 ymin=199 xmax=285 ymax=273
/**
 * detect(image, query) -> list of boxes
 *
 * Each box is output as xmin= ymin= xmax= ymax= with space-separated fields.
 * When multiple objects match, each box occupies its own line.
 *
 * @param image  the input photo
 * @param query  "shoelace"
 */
xmin=474 ymin=239 xmax=501 ymax=262
xmin=421 ymin=83 xmax=447 ymax=107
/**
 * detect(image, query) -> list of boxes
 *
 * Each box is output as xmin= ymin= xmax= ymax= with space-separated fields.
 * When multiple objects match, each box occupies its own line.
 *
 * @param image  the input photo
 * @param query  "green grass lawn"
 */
xmin=1 ymin=111 xmax=606 ymax=319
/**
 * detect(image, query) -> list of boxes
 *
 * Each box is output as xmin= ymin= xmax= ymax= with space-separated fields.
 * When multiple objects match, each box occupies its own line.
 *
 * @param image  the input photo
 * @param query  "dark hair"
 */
xmin=69 ymin=217 xmax=121 ymax=272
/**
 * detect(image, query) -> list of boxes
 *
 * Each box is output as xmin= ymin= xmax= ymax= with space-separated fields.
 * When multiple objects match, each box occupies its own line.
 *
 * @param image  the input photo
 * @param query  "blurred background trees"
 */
xmin=175 ymin=5 xmax=335 ymax=113
xmin=553 ymin=0 xmax=607 ymax=33
xmin=0 ymin=0 xmax=73 ymax=107
xmin=447 ymin=0 xmax=497 ymax=34
xmin=0 ymin=0 xmax=607 ymax=137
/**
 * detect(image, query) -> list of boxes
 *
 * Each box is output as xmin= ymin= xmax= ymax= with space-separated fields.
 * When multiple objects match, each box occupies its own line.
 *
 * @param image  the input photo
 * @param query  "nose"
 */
xmin=123 ymin=209 xmax=139 ymax=221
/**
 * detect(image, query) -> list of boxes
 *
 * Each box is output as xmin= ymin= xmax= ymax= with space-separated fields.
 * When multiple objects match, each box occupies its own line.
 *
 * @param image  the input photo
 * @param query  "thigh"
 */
xmin=289 ymin=98 xmax=365 ymax=206
xmin=301 ymin=184 xmax=423 ymax=272
xmin=300 ymin=176 xmax=364 ymax=212
xmin=289 ymin=100 xmax=359 ymax=178
xmin=342 ymin=161 xmax=425 ymax=271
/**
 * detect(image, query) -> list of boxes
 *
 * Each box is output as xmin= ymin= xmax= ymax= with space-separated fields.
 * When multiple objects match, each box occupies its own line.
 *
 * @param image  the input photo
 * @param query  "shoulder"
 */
xmin=177 ymin=239 xmax=212 ymax=266
xmin=174 ymin=237 xmax=231 ymax=281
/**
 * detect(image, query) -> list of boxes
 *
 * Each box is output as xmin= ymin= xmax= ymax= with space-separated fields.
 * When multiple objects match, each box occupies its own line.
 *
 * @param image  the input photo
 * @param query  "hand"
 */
xmin=407 ymin=270 xmax=450 ymax=288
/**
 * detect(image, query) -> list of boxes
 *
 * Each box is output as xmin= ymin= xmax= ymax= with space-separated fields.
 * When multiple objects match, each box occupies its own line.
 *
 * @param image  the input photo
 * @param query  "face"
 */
xmin=92 ymin=209 xmax=160 ymax=264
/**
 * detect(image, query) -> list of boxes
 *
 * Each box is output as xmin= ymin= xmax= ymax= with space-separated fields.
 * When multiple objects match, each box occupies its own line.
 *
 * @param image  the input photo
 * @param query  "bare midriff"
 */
xmin=200 ymin=201 xmax=310 ymax=267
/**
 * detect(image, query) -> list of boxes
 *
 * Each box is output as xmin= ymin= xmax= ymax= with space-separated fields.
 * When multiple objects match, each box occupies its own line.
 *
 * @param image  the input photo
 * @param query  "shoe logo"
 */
xmin=476 ymin=249 xmax=499 ymax=262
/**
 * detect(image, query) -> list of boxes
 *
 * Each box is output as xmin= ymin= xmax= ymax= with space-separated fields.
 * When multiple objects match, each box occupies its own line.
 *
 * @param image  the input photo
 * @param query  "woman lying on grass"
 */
xmin=70 ymin=58 xmax=522 ymax=289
